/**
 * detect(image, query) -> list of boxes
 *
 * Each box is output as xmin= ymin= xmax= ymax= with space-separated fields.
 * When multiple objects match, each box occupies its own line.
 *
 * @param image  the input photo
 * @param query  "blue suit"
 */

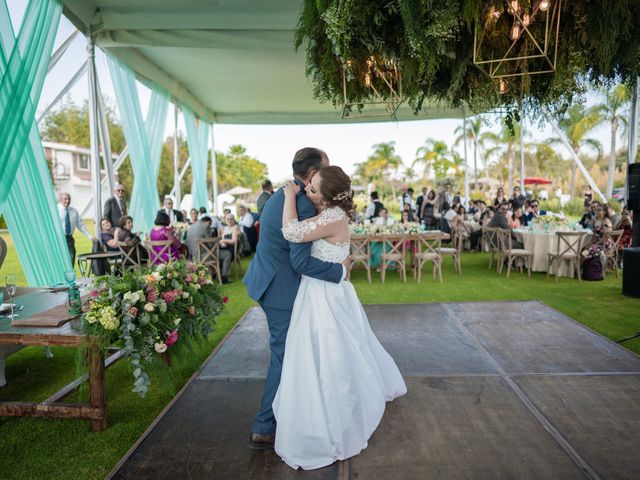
xmin=244 ymin=178 xmax=343 ymax=434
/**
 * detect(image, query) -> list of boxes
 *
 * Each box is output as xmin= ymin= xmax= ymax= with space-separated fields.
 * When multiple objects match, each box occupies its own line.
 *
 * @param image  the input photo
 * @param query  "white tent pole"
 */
xmin=37 ymin=61 xmax=88 ymax=124
xmin=169 ymin=157 xmax=192 ymax=197
xmin=96 ymin=74 xmax=115 ymax=194
xmin=173 ymin=103 xmax=181 ymax=209
xmin=87 ymin=37 xmax=103 ymax=234
xmin=79 ymin=147 xmax=129 ymax=217
xmin=626 ymin=77 xmax=640 ymax=205
xmin=519 ymin=112 xmax=525 ymax=192
xmin=210 ymin=124 xmax=218 ymax=214
xmin=544 ymin=111 xmax=606 ymax=202
xmin=462 ymin=109 xmax=469 ymax=207
xmin=47 ymin=30 xmax=79 ymax=74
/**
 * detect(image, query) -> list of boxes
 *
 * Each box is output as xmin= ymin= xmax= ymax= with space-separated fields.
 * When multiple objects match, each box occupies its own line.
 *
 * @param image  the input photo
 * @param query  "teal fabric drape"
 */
xmin=183 ymin=108 xmax=210 ymax=210
xmin=0 ymin=0 xmax=71 ymax=286
xmin=107 ymin=56 xmax=168 ymax=233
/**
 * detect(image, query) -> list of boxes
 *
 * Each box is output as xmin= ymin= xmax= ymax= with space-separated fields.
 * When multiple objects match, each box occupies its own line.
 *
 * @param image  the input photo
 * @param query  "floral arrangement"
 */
xmin=350 ymin=222 xmax=421 ymax=236
xmin=83 ymin=260 xmax=226 ymax=397
xmin=532 ymin=214 xmax=568 ymax=227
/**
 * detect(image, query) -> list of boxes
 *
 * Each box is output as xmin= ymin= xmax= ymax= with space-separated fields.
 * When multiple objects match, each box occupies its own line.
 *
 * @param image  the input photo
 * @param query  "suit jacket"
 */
xmin=103 ymin=197 xmax=126 ymax=228
xmin=243 ymin=179 xmax=343 ymax=310
xmin=256 ymin=191 xmax=272 ymax=216
xmin=185 ymin=221 xmax=213 ymax=259
xmin=157 ymin=208 xmax=184 ymax=224
xmin=436 ymin=191 xmax=453 ymax=212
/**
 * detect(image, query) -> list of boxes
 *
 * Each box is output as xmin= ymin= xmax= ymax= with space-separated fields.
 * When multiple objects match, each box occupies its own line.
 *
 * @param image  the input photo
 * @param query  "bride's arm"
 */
xmin=282 ymin=181 xmax=347 ymax=243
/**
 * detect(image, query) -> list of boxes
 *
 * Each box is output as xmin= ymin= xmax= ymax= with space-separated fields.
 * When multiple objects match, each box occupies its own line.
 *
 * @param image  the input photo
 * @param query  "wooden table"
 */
xmin=0 ymin=287 xmax=121 ymax=431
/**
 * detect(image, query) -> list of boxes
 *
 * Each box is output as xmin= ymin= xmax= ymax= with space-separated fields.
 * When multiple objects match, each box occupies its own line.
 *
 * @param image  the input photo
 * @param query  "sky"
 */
xmin=7 ymin=1 xmax=621 ymax=186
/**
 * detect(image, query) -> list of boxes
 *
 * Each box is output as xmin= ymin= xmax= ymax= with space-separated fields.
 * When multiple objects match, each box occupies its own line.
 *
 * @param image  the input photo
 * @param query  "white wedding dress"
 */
xmin=272 ymin=207 xmax=407 ymax=470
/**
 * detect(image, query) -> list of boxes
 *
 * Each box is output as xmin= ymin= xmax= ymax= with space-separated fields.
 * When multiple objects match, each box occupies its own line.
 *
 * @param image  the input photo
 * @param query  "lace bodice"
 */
xmin=311 ymin=238 xmax=350 ymax=263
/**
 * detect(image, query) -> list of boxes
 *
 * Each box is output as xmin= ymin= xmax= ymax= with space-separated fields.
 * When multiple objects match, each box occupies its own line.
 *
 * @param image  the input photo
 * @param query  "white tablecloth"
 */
xmin=514 ymin=229 xmax=592 ymax=277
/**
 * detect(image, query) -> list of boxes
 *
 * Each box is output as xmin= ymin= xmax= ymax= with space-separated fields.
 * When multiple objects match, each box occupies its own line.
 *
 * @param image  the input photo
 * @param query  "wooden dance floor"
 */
xmin=109 ymin=302 xmax=640 ymax=480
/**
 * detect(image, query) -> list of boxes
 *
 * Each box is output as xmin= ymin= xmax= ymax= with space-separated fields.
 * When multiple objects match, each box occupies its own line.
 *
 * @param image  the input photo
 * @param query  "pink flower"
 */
xmin=161 ymin=289 xmax=180 ymax=304
xmin=223 ymin=296 xmax=229 ymax=304
xmin=186 ymin=262 xmax=197 ymax=273
xmin=90 ymin=290 xmax=99 ymax=298
xmin=185 ymin=274 xmax=193 ymax=283
xmin=198 ymin=277 xmax=206 ymax=285
xmin=128 ymin=306 xmax=138 ymax=317
xmin=145 ymin=285 xmax=157 ymax=302
xmin=165 ymin=330 xmax=179 ymax=347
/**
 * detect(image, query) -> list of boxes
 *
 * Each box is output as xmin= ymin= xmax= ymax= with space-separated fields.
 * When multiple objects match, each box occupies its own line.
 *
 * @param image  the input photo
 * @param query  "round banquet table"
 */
xmin=514 ymin=228 xmax=592 ymax=277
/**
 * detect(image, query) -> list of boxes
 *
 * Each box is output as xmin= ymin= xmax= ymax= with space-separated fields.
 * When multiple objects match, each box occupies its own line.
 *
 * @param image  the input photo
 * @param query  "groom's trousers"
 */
xmin=252 ymin=304 xmax=292 ymax=435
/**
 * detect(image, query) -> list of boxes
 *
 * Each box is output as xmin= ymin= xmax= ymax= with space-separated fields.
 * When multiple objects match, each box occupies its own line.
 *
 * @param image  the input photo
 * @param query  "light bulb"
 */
xmin=511 ymin=22 xmax=522 ymax=41
xmin=540 ymin=0 xmax=550 ymax=12
xmin=364 ymin=73 xmax=371 ymax=87
xmin=522 ymin=13 xmax=531 ymax=26
xmin=499 ymin=79 xmax=509 ymax=94
xmin=508 ymin=0 xmax=520 ymax=14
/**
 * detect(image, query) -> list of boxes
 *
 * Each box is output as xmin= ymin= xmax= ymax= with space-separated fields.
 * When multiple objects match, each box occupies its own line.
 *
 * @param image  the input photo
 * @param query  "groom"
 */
xmin=244 ymin=147 xmax=347 ymax=449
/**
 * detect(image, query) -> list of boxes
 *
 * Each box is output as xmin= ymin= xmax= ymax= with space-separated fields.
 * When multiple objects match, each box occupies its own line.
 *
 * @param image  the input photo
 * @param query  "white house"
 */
xmin=43 ymin=141 xmax=117 ymax=219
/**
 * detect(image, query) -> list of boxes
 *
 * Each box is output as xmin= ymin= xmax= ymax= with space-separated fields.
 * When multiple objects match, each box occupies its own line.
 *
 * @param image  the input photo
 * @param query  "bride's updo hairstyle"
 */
xmin=318 ymin=166 xmax=355 ymax=217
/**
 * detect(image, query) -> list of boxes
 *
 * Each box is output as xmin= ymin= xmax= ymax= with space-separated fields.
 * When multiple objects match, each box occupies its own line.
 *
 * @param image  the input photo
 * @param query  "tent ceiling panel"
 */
xmin=62 ymin=0 xmax=464 ymax=124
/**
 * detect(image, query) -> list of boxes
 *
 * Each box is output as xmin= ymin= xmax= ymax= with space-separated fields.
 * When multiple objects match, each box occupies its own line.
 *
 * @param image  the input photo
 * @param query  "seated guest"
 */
xmin=402 ymin=203 xmax=416 ymax=222
xmin=157 ymin=196 xmax=184 ymax=225
xmin=606 ymin=204 xmax=619 ymax=226
xmin=523 ymin=199 xmax=546 ymax=223
xmin=185 ymin=216 xmax=214 ymax=260
xmin=614 ymin=210 xmax=633 ymax=251
xmin=238 ymin=204 xmax=257 ymax=253
xmin=489 ymin=202 xmax=524 ymax=249
xmin=581 ymin=204 xmax=613 ymax=280
xmin=579 ymin=204 xmax=594 ymax=229
xmin=100 ymin=218 xmax=119 ymax=252
xmin=374 ymin=208 xmax=395 ymax=225
xmin=219 ymin=213 xmax=242 ymax=283
xmin=469 ymin=208 xmax=494 ymax=251
xmin=450 ymin=205 xmax=472 ymax=237
xmin=189 ymin=208 xmax=199 ymax=225
xmin=114 ymin=215 xmax=147 ymax=262
xmin=443 ymin=202 xmax=457 ymax=225
xmin=473 ymin=200 xmax=487 ymax=223
xmin=149 ymin=212 xmax=183 ymax=264
xmin=198 ymin=207 xmax=208 ymax=220
xmin=510 ymin=207 xmax=526 ymax=228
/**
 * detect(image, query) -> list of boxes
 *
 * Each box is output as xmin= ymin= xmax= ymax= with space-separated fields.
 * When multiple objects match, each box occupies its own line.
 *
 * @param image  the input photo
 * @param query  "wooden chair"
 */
xmin=0 ymin=236 xmax=6 ymax=271
xmin=145 ymin=239 xmax=173 ymax=266
xmin=117 ymin=241 xmax=144 ymax=271
xmin=232 ymin=233 xmax=244 ymax=278
xmin=380 ymin=235 xmax=407 ymax=283
xmin=438 ymin=231 xmax=464 ymax=274
xmin=413 ymin=233 xmax=443 ymax=283
xmin=603 ymin=229 xmax=624 ymax=279
xmin=482 ymin=226 xmax=501 ymax=271
xmin=348 ymin=235 xmax=371 ymax=283
xmin=497 ymin=228 xmax=532 ymax=278
xmin=196 ymin=237 xmax=222 ymax=284
xmin=547 ymin=232 xmax=586 ymax=282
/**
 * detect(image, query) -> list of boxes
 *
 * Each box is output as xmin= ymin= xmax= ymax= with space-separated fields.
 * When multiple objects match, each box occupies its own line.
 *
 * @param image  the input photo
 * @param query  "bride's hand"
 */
xmin=284 ymin=181 xmax=301 ymax=197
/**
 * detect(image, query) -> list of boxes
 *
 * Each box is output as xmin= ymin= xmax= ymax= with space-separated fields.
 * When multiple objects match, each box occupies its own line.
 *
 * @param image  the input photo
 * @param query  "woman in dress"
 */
xmin=188 ymin=208 xmax=199 ymax=225
xmin=100 ymin=218 xmax=119 ymax=252
xmin=510 ymin=207 xmax=526 ymax=228
xmin=115 ymin=215 xmax=147 ymax=263
xmin=273 ymin=166 xmax=407 ymax=470
xmin=493 ymin=186 xmax=507 ymax=207
xmin=419 ymin=190 xmax=438 ymax=230
xmin=369 ymin=208 xmax=394 ymax=270
xmin=581 ymin=204 xmax=612 ymax=280
xmin=149 ymin=212 xmax=183 ymax=264
xmin=450 ymin=205 xmax=472 ymax=238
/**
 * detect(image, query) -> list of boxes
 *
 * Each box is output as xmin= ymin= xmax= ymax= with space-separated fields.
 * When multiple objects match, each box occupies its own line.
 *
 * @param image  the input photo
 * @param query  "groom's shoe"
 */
xmin=248 ymin=432 xmax=275 ymax=450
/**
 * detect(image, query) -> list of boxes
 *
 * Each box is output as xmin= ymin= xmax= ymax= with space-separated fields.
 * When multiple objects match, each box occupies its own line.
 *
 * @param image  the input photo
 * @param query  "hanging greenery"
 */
xmin=295 ymin=0 xmax=640 ymax=119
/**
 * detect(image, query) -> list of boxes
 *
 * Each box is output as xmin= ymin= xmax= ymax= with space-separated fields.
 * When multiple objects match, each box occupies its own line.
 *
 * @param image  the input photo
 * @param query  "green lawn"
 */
xmin=0 ymin=236 xmax=638 ymax=480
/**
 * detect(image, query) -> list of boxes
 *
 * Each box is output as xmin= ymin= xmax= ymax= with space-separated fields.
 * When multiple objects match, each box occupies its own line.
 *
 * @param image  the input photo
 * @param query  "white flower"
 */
xmin=144 ymin=303 xmax=155 ymax=312
xmin=156 ymin=264 xmax=166 ymax=272
xmin=123 ymin=291 xmax=140 ymax=304
xmin=158 ymin=301 xmax=167 ymax=313
xmin=154 ymin=342 xmax=167 ymax=353
xmin=152 ymin=271 xmax=163 ymax=281
xmin=174 ymin=317 xmax=182 ymax=326
xmin=194 ymin=283 xmax=201 ymax=290
xmin=181 ymin=291 xmax=190 ymax=299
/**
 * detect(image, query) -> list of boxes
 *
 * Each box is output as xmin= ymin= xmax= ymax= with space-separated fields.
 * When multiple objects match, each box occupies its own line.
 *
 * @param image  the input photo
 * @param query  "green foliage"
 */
xmin=215 ymin=145 xmax=268 ymax=192
xmin=539 ymin=197 xmax=584 ymax=217
xmin=295 ymin=0 xmax=640 ymax=119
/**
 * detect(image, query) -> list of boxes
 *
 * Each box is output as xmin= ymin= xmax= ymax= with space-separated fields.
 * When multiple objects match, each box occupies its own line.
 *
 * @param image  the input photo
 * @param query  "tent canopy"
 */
xmin=61 ymin=0 xmax=464 ymax=124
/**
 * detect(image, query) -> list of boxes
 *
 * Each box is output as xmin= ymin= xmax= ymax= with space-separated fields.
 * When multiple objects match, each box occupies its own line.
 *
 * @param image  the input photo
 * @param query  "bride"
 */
xmin=272 ymin=165 xmax=407 ymax=470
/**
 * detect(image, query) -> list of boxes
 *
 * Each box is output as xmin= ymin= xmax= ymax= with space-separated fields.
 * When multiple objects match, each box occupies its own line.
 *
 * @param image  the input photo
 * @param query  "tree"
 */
xmin=591 ymin=84 xmax=629 ymax=199
xmin=354 ymin=142 xmax=403 ymax=199
xmin=215 ymin=145 xmax=268 ymax=193
xmin=548 ymin=104 xmax=603 ymax=198
xmin=482 ymin=119 xmax=529 ymax=193
xmin=453 ymin=117 xmax=493 ymax=188
xmin=414 ymin=139 xmax=460 ymax=182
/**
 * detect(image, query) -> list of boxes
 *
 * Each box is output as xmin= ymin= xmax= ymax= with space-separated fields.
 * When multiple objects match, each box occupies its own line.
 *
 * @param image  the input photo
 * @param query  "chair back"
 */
xmin=233 ymin=231 xmax=245 ymax=259
xmin=0 ymin=236 xmax=6 ymax=271
xmin=450 ymin=230 xmax=465 ymax=252
xmin=482 ymin=226 xmax=501 ymax=252
xmin=145 ymin=239 xmax=173 ymax=265
xmin=416 ymin=232 xmax=442 ymax=256
xmin=196 ymin=237 xmax=220 ymax=265
xmin=349 ymin=235 xmax=370 ymax=261
xmin=605 ymin=229 xmax=625 ymax=254
xmin=117 ymin=241 xmax=143 ymax=270
xmin=496 ymin=228 xmax=512 ymax=251
xmin=381 ymin=235 xmax=406 ymax=258
xmin=554 ymin=232 xmax=585 ymax=258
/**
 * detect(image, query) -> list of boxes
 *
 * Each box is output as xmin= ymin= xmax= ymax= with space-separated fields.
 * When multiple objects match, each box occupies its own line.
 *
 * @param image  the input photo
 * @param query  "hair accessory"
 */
xmin=332 ymin=190 xmax=351 ymax=201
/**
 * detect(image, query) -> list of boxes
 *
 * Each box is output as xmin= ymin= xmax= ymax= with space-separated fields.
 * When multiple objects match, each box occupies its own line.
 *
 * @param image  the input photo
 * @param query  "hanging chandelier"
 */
xmin=341 ymin=56 xmax=403 ymax=119
xmin=473 ymin=0 xmax=561 ymax=89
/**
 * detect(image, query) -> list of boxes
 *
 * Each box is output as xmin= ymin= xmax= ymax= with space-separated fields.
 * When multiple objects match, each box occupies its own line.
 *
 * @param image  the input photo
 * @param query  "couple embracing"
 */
xmin=243 ymin=147 xmax=406 ymax=470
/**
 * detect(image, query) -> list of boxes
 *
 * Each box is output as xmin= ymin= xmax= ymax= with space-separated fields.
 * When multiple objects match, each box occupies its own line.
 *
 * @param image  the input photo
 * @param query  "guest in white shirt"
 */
xmin=58 ymin=192 xmax=97 ymax=266
xmin=374 ymin=208 xmax=395 ymax=226
xmin=238 ymin=205 xmax=254 ymax=228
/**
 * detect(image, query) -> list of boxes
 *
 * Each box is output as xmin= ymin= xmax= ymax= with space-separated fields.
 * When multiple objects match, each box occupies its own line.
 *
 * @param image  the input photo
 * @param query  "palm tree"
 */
xmin=414 ymin=139 xmax=460 ymax=182
xmin=591 ymin=84 xmax=629 ymax=199
xmin=483 ymin=119 xmax=528 ymax=193
xmin=548 ymin=104 xmax=603 ymax=198
xmin=356 ymin=141 xmax=403 ymax=199
xmin=453 ymin=116 xmax=493 ymax=188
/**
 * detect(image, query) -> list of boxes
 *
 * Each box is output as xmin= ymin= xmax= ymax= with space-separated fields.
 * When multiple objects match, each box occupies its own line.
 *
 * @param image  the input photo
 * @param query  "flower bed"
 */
xmin=83 ymin=260 xmax=226 ymax=397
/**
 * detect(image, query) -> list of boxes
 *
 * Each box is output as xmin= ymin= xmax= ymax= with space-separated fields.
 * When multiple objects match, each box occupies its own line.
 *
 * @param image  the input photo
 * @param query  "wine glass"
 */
xmin=6 ymin=275 xmax=17 ymax=319
xmin=63 ymin=269 xmax=76 ymax=286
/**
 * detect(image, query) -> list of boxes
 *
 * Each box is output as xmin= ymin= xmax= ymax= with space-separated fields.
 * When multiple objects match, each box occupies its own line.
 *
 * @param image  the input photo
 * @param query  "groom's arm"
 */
xmin=288 ymin=195 xmax=344 ymax=284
